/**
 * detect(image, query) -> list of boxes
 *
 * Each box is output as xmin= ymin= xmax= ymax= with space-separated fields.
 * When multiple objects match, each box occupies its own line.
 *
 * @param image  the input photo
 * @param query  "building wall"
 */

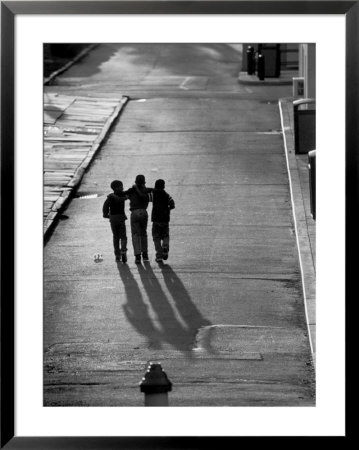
xmin=280 ymin=44 xmax=299 ymax=70
xmin=299 ymin=44 xmax=316 ymax=99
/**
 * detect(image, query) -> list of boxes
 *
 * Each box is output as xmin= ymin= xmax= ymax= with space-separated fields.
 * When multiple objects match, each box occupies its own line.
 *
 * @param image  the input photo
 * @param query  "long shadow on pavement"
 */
xmin=116 ymin=261 xmax=212 ymax=354
xmin=138 ymin=262 xmax=212 ymax=353
xmin=159 ymin=263 xmax=212 ymax=350
xmin=136 ymin=262 xmax=194 ymax=352
xmin=117 ymin=263 xmax=163 ymax=350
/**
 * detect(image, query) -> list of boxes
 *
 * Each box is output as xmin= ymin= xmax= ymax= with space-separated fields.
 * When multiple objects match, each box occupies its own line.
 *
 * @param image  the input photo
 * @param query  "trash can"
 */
xmin=293 ymin=98 xmax=316 ymax=154
xmin=308 ymin=149 xmax=316 ymax=220
xmin=257 ymin=44 xmax=281 ymax=77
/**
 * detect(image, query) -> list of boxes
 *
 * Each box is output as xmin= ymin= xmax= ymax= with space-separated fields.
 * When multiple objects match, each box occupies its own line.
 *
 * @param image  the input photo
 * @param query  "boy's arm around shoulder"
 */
xmin=122 ymin=188 xmax=132 ymax=200
xmin=133 ymin=184 xmax=146 ymax=197
xmin=134 ymin=184 xmax=153 ymax=201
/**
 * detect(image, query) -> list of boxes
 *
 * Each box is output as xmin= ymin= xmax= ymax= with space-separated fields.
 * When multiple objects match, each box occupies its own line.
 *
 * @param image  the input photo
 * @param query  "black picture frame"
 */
xmin=1 ymin=1 xmax=353 ymax=447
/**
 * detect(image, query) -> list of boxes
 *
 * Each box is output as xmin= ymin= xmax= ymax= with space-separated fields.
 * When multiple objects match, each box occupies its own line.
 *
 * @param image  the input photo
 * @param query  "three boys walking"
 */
xmin=102 ymin=175 xmax=175 ymax=264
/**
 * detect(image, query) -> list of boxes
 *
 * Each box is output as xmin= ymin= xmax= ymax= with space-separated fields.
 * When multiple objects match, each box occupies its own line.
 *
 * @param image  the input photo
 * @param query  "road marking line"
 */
xmin=179 ymin=77 xmax=191 ymax=90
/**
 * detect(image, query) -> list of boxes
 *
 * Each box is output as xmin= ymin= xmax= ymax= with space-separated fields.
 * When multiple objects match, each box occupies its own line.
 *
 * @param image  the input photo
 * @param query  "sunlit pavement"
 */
xmin=44 ymin=44 xmax=315 ymax=406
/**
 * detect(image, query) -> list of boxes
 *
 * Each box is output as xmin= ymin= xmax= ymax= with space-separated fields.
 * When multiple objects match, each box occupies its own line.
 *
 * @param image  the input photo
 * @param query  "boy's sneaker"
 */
xmin=155 ymin=257 xmax=163 ymax=263
xmin=115 ymin=255 xmax=121 ymax=262
xmin=121 ymin=252 xmax=127 ymax=264
xmin=135 ymin=254 xmax=141 ymax=264
xmin=142 ymin=252 xmax=149 ymax=262
xmin=162 ymin=248 xmax=169 ymax=260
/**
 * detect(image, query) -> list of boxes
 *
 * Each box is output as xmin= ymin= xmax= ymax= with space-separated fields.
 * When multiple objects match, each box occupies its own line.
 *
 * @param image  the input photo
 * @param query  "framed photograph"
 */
xmin=1 ymin=1 xmax=353 ymax=447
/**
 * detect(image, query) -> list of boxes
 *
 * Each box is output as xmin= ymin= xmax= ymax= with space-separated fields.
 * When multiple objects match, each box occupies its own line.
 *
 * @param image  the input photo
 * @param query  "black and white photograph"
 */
xmin=43 ymin=42 xmax=316 ymax=407
xmin=2 ymin=2 xmax=351 ymax=444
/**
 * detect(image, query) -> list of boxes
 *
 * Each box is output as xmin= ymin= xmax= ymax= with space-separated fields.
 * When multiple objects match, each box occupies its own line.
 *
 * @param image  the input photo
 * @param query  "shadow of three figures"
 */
xmin=118 ymin=263 xmax=212 ymax=352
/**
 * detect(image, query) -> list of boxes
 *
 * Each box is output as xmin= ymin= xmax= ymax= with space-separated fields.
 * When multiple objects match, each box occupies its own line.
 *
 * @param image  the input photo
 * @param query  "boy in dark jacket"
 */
xmin=102 ymin=180 xmax=128 ymax=263
xmin=149 ymin=179 xmax=175 ymax=262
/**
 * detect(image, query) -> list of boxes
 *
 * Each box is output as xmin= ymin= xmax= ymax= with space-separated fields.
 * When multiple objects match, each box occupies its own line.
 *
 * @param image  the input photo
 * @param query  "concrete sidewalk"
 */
xmin=43 ymin=92 xmax=128 ymax=238
xmin=279 ymin=98 xmax=316 ymax=364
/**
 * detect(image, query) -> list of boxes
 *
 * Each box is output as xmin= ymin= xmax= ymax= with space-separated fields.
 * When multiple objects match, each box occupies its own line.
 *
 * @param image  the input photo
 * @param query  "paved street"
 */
xmin=44 ymin=44 xmax=315 ymax=406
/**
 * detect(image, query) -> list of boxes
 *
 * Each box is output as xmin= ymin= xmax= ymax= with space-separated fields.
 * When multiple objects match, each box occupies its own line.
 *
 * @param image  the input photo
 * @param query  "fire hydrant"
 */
xmin=139 ymin=362 xmax=172 ymax=406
